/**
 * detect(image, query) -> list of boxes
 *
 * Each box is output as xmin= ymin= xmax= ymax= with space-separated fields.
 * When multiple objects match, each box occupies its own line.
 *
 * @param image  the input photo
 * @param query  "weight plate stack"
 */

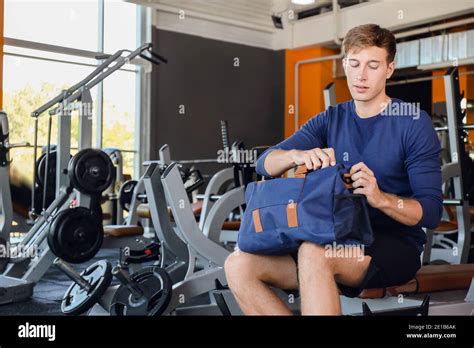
xmin=68 ymin=149 xmax=115 ymax=194
xmin=48 ymin=207 xmax=104 ymax=264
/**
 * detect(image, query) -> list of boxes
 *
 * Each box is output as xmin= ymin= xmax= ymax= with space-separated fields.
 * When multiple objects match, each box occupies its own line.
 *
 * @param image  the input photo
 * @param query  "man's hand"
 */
xmin=350 ymin=162 xmax=388 ymax=209
xmin=290 ymin=148 xmax=336 ymax=170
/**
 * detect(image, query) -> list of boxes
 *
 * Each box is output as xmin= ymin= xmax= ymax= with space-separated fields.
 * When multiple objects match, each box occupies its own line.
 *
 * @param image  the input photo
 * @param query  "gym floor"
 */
xmin=0 ymin=249 xmax=120 ymax=315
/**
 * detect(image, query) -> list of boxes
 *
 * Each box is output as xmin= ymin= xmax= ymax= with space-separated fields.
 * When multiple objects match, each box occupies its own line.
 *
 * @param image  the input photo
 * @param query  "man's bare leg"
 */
xmin=298 ymin=242 xmax=372 ymax=315
xmin=224 ymin=251 xmax=298 ymax=315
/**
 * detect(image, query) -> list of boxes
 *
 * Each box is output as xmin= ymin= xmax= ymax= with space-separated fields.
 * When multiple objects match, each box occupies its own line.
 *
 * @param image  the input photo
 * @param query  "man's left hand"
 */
xmin=350 ymin=162 xmax=387 ymax=209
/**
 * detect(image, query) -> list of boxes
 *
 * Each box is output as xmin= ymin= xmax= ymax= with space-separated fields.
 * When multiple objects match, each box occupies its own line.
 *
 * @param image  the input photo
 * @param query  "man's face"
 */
xmin=343 ymin=46 xmax=394 ymax=103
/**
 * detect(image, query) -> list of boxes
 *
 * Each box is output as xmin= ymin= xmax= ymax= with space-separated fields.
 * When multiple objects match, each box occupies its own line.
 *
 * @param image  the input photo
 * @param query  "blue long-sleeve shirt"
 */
xmin=257 ymin=99 xmax=443 ymax=253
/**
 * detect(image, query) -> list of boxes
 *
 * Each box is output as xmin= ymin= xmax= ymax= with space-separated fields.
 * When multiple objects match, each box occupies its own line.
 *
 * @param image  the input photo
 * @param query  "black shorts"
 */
xmin=290 ymin=231 xmax=422 ymax=298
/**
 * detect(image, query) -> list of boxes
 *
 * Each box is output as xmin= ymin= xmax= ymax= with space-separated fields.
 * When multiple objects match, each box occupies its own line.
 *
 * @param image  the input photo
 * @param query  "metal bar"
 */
xmin=141 ymin=158 xmax=222 ymax=166
xmin=54 ymin=258 xmax=91 ymax=292
xmin=41 ymin=115 xmax=53 ymax=211
xmin=158 ymin=144 xmax=171 ymax=164
xmin=4 ymin=37 xmax=103 ymax=60
xmin=5 ymin=52 xmax=94 ymax=69
xmin=97 ymin=0 xmax=105 ymax=150
xmin=418 ymin=57 xmax=474 ymax=71
xmin=30 ymin=117 xmax=39 ymax=219
xmin=32 ymin=49 xmax=126 ymax=117
xmin=178 ymin=159 xmax=220 ymax=164
xmin=442 ymin=199 xmax=463 ymax=205
xmin=389 ymin=71 xmax=474 ymax=86
xmin=4 ymin=52 xmax=136 ymax=72
xmin=394 ymin=18 xmax=474 ymax=40
xmin=9 ymin=144 xmax=137 ymax=153
xmin=56 ymin=101 xmax=72 ymax=194
xmin=323 ymin=82 xmax=336 ymax=109
xmin=112 ymin=266 xmax=144 ymax=298
xmin=52 ymin=44 xmax=152 ymax=116
xmin=0 ymin=112 xmax=13 ymax=241
xmin=294 ymin=53 xmax=344 ymax=132
xmin=435 ymin=124 xmax=474 ymax=132
xmin=444 ymin=67 xmax=470 ymax=264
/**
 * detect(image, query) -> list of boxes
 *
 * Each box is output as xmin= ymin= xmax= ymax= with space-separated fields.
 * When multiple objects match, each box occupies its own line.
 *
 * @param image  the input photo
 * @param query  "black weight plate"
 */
xmin=110 ymin=266 xmax=172 ymax=316
xmin=118 ymin=180 xmax=138 ymax=212
xmin=36 ymin=152 xmax=57 ymax=191
xmin=47 ymin=209 xmax=71 ymax=260
xmin=61 ymin=260 xmax=112 ymax=315
xmin=69 ymin=149 xmax=115 ymax=194
xmin=0 ymin=237 xmax=10 ymax=273
xmin=36 ymin=152 xmax=72 ymax=190
xmin=49 ymin=207 xmax=104 ymax=264
xmin=58 ymin=208 xmax=103 ymax=264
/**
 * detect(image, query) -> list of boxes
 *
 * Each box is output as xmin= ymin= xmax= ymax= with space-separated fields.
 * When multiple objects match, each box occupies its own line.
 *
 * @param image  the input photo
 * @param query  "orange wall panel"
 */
xmin=432 ymin=66 xmax=474 ymax=141
xmin=284 ymin=46 xmax=350 ymax=138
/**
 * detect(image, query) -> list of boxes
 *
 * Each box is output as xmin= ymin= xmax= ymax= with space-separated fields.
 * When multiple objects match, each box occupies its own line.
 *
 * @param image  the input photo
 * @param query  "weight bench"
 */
xmin=103 ymin=225 xmax=144 ymax=237
xmin=343 ymin=263 xmax=474 ymax=315
xmin=213 ymin=264 xmax=474 ymax=316
xmin=136 ymin=201 xmax=203 ymax=220
xmin=101 ymin=224 xmax=152 ymax=251
xmin=359 ymin=263 xmax=474 ymax=299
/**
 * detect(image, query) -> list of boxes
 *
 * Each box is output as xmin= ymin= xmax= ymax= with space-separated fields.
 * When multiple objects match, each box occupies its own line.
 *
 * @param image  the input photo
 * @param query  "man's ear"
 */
xmin=386 ymin=61 xmax=395 ymax=79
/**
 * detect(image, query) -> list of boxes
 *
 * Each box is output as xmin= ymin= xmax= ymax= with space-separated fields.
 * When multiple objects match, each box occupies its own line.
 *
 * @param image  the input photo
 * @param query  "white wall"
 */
xmin=137 ymin=0 xmax=474 ymax=50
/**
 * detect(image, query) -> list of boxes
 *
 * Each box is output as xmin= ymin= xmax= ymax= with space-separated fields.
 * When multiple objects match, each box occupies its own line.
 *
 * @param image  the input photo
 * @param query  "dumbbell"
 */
xmin=109 ymin=265 xmax=172 ymax=316
xmin=56 ymin=258 xmax=172 ymax=316
xmin=54 ymin=258 xmax=118 ymax=315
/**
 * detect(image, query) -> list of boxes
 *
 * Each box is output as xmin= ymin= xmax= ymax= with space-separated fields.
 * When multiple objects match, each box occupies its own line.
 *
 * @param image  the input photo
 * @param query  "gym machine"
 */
xmin=423 ymin=67 xmax=472 ymax=265
xmin=323 ymin=82 xmax=336 ymax=110
xmin=54 ymin=153 xmax=291 ymax=315
xmin=0 ymin=43 xmax=165 ymax=306
xmin=102 ymin=147 xmax=125 ymax=225
xmin=53 ymin=162 xmax=226 ymax=315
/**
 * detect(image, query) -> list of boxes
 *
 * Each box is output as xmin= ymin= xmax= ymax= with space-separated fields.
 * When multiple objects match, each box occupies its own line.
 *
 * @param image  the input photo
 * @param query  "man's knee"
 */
xmin=298 ymin=242 xmax=335 ymax=273
xmin=224 ymin=251 xmax=258 ymax=287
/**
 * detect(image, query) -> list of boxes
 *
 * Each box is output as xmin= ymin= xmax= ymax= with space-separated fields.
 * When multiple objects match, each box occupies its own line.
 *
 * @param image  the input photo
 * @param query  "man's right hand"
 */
xmin=289 ymin=148 xmax=336 ymax=170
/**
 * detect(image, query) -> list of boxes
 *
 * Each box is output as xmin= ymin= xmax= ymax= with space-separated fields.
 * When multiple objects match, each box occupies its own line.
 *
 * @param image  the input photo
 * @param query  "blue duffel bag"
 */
xmin=237 ymin=164 xmax=374 ymax=255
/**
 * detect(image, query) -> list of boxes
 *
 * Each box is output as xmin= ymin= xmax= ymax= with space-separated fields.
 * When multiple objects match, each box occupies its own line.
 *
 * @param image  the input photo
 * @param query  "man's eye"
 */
xmin=369 ymin=64 xmax=379 ymax=69
xmin=349 ymin=63 xmax=359 ymax=68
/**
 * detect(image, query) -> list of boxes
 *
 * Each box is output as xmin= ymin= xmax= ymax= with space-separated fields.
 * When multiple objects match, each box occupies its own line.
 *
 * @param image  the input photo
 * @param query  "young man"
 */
xmin=224 ymin=24 xmax=443 ymax=315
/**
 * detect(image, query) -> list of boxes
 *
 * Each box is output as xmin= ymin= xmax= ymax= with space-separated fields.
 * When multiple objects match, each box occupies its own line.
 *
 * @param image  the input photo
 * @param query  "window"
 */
xmin=3 ymin=54 xmax=97 ymax=183
xmin=102 ymin=69 xmax=137 ymax=178
xmin=5 ymin=0 xmax=99 ymax=51
xmin=104 ymin=0 xmax=137 ymax=53
xmin=3 ymin=0 xmax=142 ymax=185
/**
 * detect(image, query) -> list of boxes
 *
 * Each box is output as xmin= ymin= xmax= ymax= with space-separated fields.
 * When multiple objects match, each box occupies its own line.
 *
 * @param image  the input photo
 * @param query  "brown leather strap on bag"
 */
xmin=287 ymin=203 xmax=298 ymax=227
xmin=252 ymin=209 xmax=263 ymax=233
xmin=294 ymin=164 xmax=308 ymax=178
xmin=342 ymin=173 xmax=353 ymax=189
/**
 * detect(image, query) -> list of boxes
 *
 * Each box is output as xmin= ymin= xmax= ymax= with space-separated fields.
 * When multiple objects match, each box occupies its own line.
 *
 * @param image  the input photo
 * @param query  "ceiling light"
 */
xmin=291 ymin=0 xmax=316 ymax=5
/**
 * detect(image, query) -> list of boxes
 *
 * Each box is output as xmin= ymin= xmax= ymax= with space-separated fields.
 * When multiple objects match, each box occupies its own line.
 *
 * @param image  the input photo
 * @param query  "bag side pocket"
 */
xmin=333 ymin=193 xmax=371 ymax=243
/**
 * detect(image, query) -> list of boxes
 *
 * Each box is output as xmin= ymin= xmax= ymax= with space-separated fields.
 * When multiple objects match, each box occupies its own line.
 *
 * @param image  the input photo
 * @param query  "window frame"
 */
xmin=3 ymin=0 xmax=150 ymax=178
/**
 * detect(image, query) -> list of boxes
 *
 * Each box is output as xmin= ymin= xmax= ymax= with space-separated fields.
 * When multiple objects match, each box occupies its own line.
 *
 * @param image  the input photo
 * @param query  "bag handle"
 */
xmin=295 ymin=164 xmax=354 ymax=189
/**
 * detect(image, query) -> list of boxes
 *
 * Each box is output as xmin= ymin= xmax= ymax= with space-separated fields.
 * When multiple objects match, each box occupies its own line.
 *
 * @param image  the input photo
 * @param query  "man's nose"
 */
xmin=356 ymin=66 xmax=368 ymax=81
